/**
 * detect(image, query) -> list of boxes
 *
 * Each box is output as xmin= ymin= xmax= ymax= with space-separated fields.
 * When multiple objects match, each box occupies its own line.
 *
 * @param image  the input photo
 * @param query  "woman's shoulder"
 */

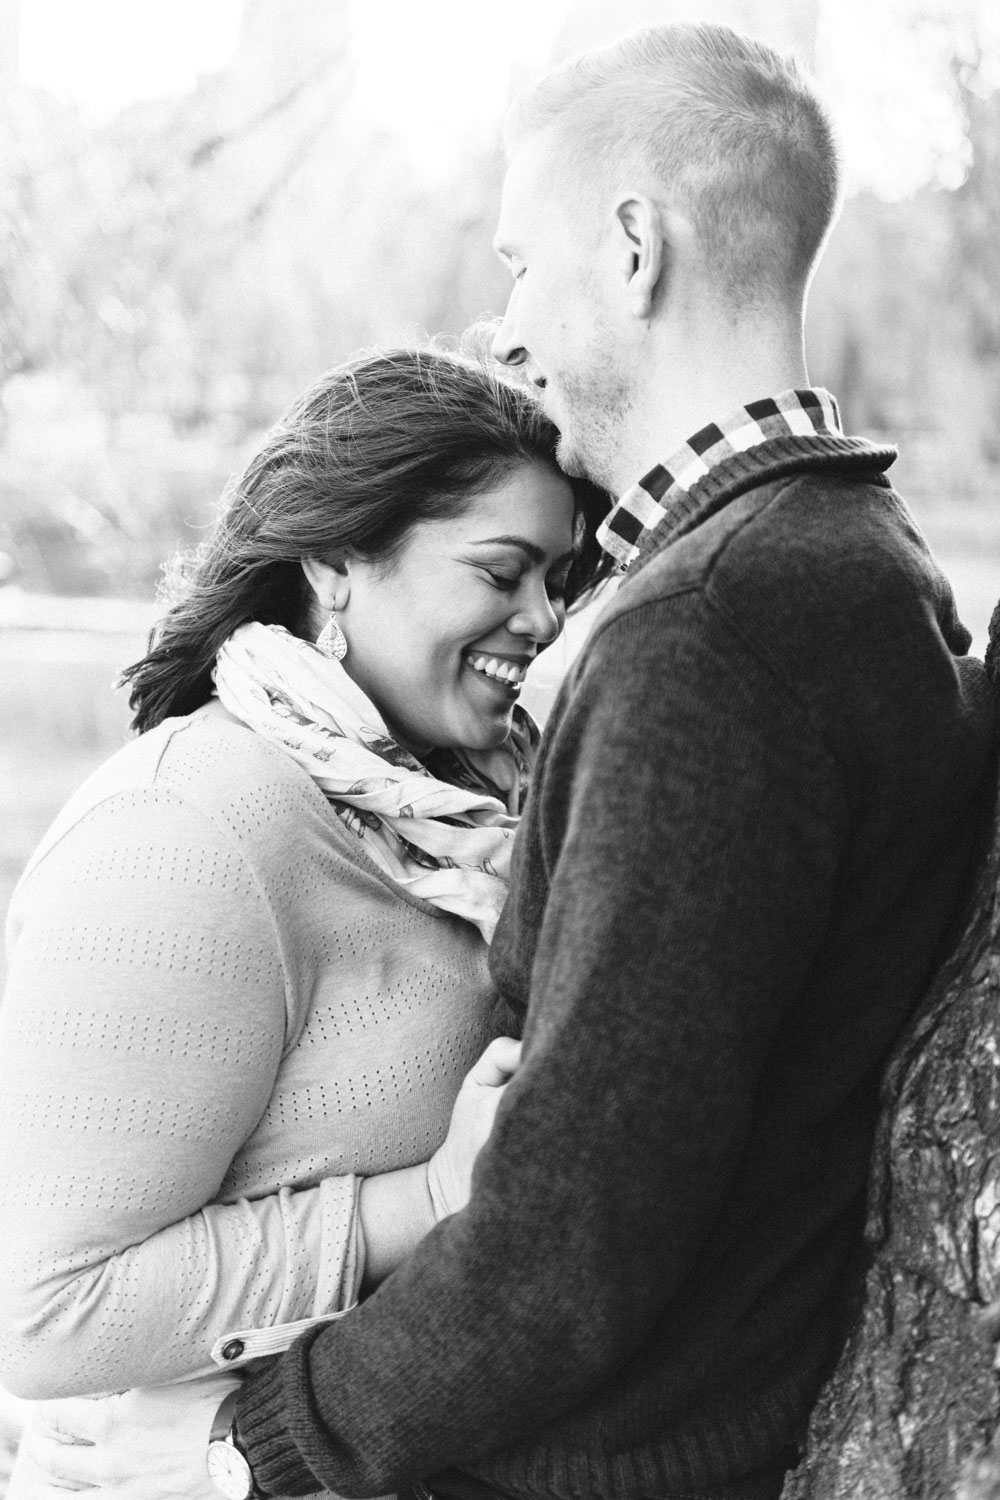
xmin=23 ymin=713 xmax=324 ymax=885
xmin=155 ymin=709 xmax=309 ymax=799
xmin=154 ymin=711 xmax=340 ymax=849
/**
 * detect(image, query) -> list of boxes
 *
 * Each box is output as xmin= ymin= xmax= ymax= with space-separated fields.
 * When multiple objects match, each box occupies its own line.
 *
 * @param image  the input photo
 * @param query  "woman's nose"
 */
xmin=510 ymin=588 xmax=562 ymax=645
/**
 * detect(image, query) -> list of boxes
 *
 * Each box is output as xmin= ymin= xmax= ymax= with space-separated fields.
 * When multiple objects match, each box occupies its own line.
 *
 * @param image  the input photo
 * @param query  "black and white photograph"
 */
xmin=1 ymin=2 xmax=999 ymax=1497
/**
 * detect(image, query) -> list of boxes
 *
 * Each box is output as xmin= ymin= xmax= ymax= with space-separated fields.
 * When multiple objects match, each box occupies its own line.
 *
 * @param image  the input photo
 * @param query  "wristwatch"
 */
xmin=207 ymin=1390 xmax=265 ymax=1499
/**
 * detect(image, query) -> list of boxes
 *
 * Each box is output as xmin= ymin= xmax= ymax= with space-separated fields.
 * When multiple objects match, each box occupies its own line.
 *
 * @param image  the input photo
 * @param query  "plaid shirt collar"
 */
xmin=596 ymin=387 xmax=842 ymax=571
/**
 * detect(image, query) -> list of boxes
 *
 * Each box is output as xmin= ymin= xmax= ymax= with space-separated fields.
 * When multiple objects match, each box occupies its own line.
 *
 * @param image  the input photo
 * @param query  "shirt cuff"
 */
xmin=211 ymin=1306 xmax=356 ymax=1370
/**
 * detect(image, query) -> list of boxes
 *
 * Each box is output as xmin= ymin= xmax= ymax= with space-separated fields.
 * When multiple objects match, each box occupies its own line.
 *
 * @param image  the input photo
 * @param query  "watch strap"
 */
xmin=210 ymin=1389 xmax=241 ymax=1444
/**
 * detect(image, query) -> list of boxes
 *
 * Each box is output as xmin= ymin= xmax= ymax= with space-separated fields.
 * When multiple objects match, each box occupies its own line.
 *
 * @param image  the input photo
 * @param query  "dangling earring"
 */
xmin=316 ymin=610 xmax=347 ymax=661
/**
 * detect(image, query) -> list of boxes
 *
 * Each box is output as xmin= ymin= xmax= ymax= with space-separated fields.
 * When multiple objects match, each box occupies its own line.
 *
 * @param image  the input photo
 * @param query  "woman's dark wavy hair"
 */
xmin=122 ymin=345 xmax=612 ymax=734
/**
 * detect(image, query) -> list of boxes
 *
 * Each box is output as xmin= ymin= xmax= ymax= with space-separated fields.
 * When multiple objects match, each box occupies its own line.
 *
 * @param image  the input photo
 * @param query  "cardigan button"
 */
xmin=221 ymin=1339 xmax=245 ymax=1362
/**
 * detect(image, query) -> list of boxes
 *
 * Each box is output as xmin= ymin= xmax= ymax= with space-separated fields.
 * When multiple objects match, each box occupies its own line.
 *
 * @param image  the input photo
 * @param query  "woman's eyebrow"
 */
xmin=471 ymin=536 xmax=574 ymax=567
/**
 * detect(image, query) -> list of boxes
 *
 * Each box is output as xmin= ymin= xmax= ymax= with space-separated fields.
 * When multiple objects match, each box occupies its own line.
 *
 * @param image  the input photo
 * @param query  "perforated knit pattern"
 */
xmin=0 ymin=717 xmax=494 ymax=1400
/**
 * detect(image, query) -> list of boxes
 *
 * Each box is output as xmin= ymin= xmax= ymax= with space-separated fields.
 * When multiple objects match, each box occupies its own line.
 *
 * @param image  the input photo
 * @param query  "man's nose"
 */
xmin=491 ymin=305 xmax=528 ymax=367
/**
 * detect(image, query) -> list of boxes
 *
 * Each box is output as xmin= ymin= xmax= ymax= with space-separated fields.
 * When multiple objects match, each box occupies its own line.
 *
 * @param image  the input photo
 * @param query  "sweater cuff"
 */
xmin=235 ymin=1334 xmax=326 ymax=1498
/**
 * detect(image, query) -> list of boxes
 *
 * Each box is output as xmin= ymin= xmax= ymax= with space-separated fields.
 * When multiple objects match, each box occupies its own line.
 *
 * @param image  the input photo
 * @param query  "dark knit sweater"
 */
xmin=237 ymin=433 xmax=997 ymax=1499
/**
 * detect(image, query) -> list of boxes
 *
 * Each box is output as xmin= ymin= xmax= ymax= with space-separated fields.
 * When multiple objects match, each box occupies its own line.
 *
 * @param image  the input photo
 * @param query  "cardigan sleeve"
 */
xmin=0 ymin=786 xmax=362 ymax=1401
xmin=233 ymin=596 xmax=849 ymax=1497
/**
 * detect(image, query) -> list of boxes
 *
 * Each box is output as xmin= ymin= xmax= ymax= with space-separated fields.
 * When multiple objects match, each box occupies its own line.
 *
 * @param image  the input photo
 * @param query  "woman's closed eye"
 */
xmin=483 ymin=568 xmax=521 ymax=592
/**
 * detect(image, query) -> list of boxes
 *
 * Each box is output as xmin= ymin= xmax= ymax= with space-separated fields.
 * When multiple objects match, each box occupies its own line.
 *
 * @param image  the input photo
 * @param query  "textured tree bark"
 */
xmin=783 ymin=619 xmax=1000 ymax=1500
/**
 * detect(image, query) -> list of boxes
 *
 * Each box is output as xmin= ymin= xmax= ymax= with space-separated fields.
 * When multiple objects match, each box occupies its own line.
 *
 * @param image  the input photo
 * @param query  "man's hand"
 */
xmin=8 ymin=1377 xmax=240 ymax=1500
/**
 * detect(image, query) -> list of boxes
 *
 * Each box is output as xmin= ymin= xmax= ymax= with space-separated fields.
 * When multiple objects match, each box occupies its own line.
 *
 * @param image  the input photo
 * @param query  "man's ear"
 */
xmin=301 ymin=556 xmax=350 ymax=611
xmin=615 ymin=195 xmax=671 ymax=318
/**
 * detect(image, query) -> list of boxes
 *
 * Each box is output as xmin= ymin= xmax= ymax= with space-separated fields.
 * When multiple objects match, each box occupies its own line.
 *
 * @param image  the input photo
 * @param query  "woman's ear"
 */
xmin=301 ymin=557 xmax=350 ymax=611
xmin=614 ymin=194 xmax=672 ymax=319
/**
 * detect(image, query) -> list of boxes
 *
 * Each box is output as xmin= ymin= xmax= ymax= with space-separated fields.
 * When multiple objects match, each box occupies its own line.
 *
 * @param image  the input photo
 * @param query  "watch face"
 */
xmin=207 ymin=1439 xmax=254 ymax=1500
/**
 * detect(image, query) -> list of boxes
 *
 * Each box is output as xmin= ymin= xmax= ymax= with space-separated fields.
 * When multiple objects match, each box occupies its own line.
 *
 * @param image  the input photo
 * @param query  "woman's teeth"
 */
xmin=467 ymin=655 xmax=527 ymax=686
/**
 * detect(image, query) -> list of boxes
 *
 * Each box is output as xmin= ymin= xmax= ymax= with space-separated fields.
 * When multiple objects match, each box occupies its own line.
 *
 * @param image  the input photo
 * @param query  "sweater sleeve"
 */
xmin=0 ymin=786 xmax=362 ymax=1401
xmin=234 ymin=596 xmax=848 ymax=1498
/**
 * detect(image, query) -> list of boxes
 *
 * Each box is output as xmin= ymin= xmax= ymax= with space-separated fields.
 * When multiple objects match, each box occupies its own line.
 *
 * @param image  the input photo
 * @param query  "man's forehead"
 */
xmin=494 ymin=131 xmax=571 ymax=251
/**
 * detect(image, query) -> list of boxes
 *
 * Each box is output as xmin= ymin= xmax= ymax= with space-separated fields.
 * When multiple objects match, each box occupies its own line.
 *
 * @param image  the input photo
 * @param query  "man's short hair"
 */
xmin=504 ymin=23 xmax=840 ymax=308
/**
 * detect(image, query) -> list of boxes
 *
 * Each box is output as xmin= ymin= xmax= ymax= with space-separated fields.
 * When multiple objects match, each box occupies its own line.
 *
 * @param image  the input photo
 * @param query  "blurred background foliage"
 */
xmin=0 ymin=0 xmax=998 ymax=1474
xmin=0 ymin=0 xmax=998 ymax=605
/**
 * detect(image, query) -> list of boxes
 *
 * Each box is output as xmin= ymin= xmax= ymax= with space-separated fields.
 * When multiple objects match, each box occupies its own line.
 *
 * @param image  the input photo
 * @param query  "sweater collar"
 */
xmin=597 ymin=388 xmax=845 ymax=572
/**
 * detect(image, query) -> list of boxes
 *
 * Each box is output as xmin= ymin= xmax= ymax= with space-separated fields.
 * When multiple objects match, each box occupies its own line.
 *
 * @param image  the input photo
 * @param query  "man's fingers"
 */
xmin=467 ymin=1036 xmax=522 ymax=1088
xmin=14 ymin=1435 xmax=99 ymax=1491
xmin=36 ymin=1395 xmax=113 ymax=1445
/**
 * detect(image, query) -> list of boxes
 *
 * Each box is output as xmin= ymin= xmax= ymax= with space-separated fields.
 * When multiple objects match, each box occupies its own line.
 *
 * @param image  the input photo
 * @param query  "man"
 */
xmin=34 ymin=22 xmax=997 ymax=1500
xmin=216 ymin=26 xmax=994 ymax=1499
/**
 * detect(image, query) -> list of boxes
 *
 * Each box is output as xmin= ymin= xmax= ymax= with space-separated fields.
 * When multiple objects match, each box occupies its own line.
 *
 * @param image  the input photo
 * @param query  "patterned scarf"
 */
xmin=214 ymin=623 xmax=539 ymax=942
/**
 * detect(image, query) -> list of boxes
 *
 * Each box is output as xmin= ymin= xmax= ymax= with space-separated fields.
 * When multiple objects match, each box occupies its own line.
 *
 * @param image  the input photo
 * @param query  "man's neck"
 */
xmin=611 ymin=316 xmax=810 ymax=494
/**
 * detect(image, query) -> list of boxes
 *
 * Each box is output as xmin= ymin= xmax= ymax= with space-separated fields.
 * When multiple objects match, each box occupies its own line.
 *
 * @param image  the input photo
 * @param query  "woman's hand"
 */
xmin=427 ymin=1035 xmax=521 ymax=1220
xmin=357 ymin=1035 xmax=522 ymax=1289
xmin=7 ymin=1377 xmax=238 ymax=1500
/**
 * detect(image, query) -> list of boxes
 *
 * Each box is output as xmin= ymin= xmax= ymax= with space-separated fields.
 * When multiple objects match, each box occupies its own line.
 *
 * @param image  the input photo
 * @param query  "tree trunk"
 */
xmin=783 ymin=628 xmax=1000 ymax=1498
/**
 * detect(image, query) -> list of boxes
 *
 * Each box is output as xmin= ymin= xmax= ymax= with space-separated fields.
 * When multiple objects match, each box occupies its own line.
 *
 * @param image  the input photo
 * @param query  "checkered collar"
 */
xmin=596 ymin=388 xmax=843 ymax=571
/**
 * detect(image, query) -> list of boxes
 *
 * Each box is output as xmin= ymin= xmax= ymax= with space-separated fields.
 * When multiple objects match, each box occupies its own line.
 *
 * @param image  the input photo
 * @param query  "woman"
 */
xmin=0 ymin=346 xmax=607 ymax=1494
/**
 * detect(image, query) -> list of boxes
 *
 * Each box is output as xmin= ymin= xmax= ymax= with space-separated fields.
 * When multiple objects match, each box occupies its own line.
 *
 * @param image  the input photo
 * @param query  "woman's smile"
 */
xmin=463 ymin=652 xmax=532 ymax=691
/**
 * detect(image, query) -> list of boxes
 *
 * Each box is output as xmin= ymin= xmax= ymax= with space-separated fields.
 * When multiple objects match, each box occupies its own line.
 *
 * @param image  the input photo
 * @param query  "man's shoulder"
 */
xmin=702 ymin=466 xmax=957 ymax=656
xmin=571 ymin=457 xmax=976 ymax=749
xmin=598 ymin=461 xmax=934 ymax=641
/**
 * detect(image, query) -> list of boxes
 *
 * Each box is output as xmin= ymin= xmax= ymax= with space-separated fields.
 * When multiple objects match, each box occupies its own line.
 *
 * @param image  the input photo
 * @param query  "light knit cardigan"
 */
xmin=0 ymin=714 xmax=495 ymax=1401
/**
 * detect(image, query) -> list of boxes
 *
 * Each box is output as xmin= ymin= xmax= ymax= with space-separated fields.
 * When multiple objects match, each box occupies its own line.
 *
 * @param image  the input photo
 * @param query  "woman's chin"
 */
xmin=456 ymin=714 xmax=516 ymax=754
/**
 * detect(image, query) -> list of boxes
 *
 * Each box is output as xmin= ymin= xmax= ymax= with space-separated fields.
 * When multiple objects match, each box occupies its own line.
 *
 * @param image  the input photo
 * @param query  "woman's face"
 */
xmin=335 ymin=461 xmax=576 ymax=753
